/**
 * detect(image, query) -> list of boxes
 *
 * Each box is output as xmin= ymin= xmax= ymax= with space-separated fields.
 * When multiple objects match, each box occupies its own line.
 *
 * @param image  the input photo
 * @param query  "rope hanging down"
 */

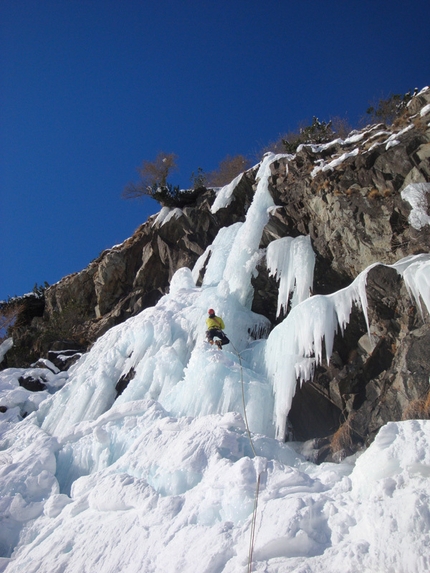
xmin=230 ymin=342 xmax=264 ymax=573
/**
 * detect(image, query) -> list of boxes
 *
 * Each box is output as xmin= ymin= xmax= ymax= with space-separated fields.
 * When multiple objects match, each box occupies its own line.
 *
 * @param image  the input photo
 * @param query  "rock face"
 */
xmin=5 ymin=174 xmax=254 ymax=362
xmin=5 ymin=87 xmax=430 ymax=458
xmin=254 ymin=87 xmax=430 ymax=458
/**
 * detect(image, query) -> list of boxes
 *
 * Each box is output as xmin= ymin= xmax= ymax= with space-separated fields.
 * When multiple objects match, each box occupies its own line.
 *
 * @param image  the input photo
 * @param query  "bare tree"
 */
xmin=122 ymin=152 xmax=178 ymax=199
xmin=365 ymin=91 xmax=414 ymax=126
xmin=206 ymin=155 xmax=251 ymax=187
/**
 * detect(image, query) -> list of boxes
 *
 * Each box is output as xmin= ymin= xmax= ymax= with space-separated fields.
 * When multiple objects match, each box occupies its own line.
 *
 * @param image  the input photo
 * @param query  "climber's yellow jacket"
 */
xmin=206 ymin=316 xmax=225 ymax=330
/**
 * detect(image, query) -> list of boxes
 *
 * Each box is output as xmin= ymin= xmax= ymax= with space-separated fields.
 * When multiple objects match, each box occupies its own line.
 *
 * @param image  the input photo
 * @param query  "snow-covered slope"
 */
xmin=1 ymin=153 xmax=430 ymax=572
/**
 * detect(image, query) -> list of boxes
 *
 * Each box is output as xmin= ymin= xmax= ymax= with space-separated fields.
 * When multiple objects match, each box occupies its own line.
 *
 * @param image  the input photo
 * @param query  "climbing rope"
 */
xmin=232 ymin=341 xmax=257 ymax=458
xmin=230 ymin=341 xmax=263 ymax=573
xmin=247 ymin=472 xmax=261 ymax=573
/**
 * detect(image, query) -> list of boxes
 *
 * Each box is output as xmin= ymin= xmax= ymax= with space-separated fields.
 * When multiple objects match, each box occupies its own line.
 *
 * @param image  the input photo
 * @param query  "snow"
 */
xmin=420 ymin=103 xmax=430 ymax=117
xmin=1 ymin=153 xmax=430 ymax=572
xmin=401 ymin=182 xmax=430 ymax=230
xmin=211 ymin=172 xmax=245 ymax=213
xmin=311 ymin=148 xmax=359 ymax=177
xmin=153 ymin=206 xmax=184 ymax=227
xmin=385 ymin=124 xmax=414 ymax=150
xmin=296 ymin=138 xmax=343 ymax=154
xmin=343 ymin=132 xmax=365 ymax=144
xmin=2 ymin=399 xmax=430 ymax=572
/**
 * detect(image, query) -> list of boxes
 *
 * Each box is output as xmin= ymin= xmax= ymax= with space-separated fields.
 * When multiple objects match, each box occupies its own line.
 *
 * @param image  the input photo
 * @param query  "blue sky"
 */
xmin=1 ymin=0 xmax=429 ymax=301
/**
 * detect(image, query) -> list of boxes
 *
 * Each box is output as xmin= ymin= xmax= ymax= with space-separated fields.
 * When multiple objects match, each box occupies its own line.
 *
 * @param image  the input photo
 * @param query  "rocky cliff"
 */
xmin=4 ymin=86 xmax=430 ymax=458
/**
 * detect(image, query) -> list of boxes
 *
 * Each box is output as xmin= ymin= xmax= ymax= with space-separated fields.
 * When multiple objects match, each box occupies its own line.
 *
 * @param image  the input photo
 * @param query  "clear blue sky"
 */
xmin=1 ymin=0 xmax=429 ymax=301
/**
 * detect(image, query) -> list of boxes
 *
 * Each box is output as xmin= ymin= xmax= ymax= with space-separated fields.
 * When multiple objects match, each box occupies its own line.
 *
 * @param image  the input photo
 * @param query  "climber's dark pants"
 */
xmin=206 ymin=328 xmax=230 ymax=346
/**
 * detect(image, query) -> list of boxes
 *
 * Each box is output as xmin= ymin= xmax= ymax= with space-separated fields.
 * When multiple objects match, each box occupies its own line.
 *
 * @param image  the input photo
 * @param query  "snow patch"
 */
xmin=153 ymin=206 xmax=183 ymax=227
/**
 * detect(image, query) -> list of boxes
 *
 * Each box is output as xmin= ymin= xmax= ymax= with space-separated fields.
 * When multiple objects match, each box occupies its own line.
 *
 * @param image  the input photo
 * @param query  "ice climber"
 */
xmin=206 ymin=308 xmax=230 ymax=349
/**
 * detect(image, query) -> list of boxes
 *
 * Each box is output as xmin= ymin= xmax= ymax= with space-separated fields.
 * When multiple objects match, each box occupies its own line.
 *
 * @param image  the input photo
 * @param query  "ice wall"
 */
xmin=192 ymin=223 xmax=243 ymax=287
xmin=33 ymin=153 xmax=430 ymax=455
xmin=38 ymin=270 xmax=271 ymax=441
xmin=35 ymin=154 xmax=289 ymax=452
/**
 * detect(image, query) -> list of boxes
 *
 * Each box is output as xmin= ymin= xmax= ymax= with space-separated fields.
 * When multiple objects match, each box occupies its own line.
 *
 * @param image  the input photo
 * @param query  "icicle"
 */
xmin=265 ymin=254 xmax=430 ymax=439
xmin=266 ymin=235 xmax=315 ymax=316
xmin=399 ymin=255 xmax=430 ymax=318
xmin=265 ymin=265 xmax=374 ymax=439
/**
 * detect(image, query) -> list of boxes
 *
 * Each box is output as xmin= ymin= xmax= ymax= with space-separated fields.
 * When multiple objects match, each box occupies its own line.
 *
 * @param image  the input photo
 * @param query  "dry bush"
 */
xmin=345 ymin=186 xmax=360 ymax=196
xmin=206 ymin=154 xmax=251 ymax=187
xmin=258 ymin=132 xmax=297 ymax=156
xmin=364 ymin=91 xmax=413 ymax=127
xmin=261 ymin=138 xmax=285 ymax=155
xmin=330 ymin=116 xmax=353 ymax=139
xmin=368 ymin=188 xmax=381 ymax=200
xmin=123 ymin=152 xmax=178 ymax=200
xmin=402 ymin=391 xmax=430 ymax=420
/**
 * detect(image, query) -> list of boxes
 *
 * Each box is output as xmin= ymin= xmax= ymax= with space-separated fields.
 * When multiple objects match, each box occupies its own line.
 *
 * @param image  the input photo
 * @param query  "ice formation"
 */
xmin=0 ymin=339 xmax=13 ymax=364
xmin=219 ymin=153 xmax=287 ymax=307
xmin=401 ymin=182 xmax=430 ymax=230
xmin=1 ymin=152 xmax=430 ymax=572
xmin=399 ymin=254 xmax=430 ymax=318
xmin=266 ymin=235 xmax=315 ymax=316
xmin=211 ymin=171 xmax=245 ymax=212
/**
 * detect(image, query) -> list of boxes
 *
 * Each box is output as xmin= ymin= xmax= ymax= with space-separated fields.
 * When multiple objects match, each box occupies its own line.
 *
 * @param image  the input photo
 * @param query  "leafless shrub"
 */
xmin=368 ymin=188 xmax=381 ymax=200
xmin=206 ymin=154 xmax=251 ymax=187
xmin=122 ymin=152 xmax=178 ymax=200
xmin=330 ymin=116 xmax=353 ymax=139
xmin=258 ymin=115 xmax=351 ymax=158
xmin=364 ymin=91 xmax=414 ymax=126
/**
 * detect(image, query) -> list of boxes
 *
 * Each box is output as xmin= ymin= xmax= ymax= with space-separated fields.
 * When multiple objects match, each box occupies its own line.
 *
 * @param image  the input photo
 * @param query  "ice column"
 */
xmin=221 ymin=153 xmax=289 ymax=307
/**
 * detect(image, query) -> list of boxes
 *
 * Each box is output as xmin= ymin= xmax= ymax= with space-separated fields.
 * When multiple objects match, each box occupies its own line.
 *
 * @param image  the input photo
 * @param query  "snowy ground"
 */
xmin=1 ymin=153 xmax=430 ymax=572
xmin=1 ymin=371 xmax=430 ymax=573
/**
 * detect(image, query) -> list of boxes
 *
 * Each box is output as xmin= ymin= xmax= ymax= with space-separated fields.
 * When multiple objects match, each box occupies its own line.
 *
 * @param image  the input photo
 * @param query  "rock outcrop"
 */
xmin=4 ymin=86 xmax=430 ymax=458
